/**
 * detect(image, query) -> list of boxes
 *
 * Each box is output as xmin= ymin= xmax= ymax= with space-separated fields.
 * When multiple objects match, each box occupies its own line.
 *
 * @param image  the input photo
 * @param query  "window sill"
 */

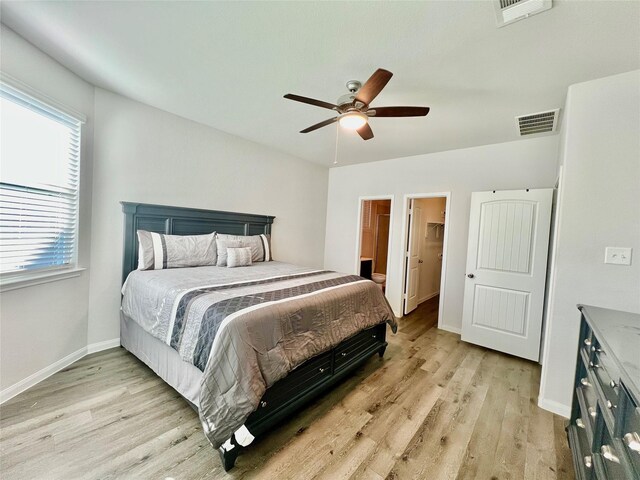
xmin=0 ymin=267 xmax=86 ymax=293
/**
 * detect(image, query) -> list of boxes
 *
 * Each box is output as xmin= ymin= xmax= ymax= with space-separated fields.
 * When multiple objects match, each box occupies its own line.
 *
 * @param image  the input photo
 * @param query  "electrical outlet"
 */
xmin=604 ymin=247 xmax=632 ymax=266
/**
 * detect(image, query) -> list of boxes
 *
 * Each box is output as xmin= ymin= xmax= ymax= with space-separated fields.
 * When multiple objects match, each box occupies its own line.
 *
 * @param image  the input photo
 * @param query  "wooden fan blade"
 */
xmin=300 ymin=117 xmax=337 ymax=133
xmin=357 ymin=123 xmax=374 ymax=140
xmin=355 ymin=69 xmax=393 ymax=106
xmin=284 ymin=94 xmax=337 ymax=111
xmin=369 ymin=106 xmax=430 ymax=117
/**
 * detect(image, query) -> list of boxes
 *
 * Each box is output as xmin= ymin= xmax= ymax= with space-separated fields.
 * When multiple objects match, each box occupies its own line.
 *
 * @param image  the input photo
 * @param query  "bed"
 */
xmin=119 ymin=202 xmax=397 ymax=470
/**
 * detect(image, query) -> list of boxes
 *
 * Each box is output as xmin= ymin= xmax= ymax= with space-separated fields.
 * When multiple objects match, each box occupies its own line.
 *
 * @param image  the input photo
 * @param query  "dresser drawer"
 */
xmin=577 ymin=373 xmax=600 ymax=434
xmin=575 ymin=383 xmax=595 ymax=444
xmin=568 ymin=424 xmax=595 ymax=479
xmin=581 ymin=326 xmax=595 ymax=365
xmin=594 ymin=427 xmax=635 ymax=479
xmin=620 ymin=389 xmax=640 ymax=477
xmin=591 ymin=350 xmax=619 ymax=403
xmin=589 ymin=351 xmax=620 ymax=431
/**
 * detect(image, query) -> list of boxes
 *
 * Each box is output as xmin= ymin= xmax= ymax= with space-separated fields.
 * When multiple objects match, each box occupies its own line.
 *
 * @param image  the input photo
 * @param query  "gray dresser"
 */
xmin=569 ymin=305 xmax=640 ymax=479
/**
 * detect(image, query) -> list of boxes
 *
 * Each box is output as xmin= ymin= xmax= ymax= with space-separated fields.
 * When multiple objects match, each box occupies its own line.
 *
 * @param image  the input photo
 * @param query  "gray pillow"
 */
xmin=227 ymin=247 xmax=253 ymax=268
xmin=137 ymin=230 xmax=217 ymax=270
xmin=215 ymin=239 xmax=243 ymax=267
xmin=216 ymin=233 xmax=272 ymax=263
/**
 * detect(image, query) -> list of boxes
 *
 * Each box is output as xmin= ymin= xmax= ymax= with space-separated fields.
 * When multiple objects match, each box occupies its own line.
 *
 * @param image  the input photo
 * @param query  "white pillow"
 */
xmin=216 ymin=239 xmax=243 ymax=267
xmin=226 ymin=247 xmax=253 ymax=268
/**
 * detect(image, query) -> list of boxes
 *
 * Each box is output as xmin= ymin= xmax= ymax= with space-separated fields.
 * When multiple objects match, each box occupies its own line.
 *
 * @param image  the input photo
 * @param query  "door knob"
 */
xmin=467 ymin=273 xmax=475 ymax=278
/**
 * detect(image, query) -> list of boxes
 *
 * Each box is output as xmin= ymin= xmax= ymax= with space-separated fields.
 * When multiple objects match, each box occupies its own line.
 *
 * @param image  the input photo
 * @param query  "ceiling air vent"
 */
xmin=516 ymin=109 xmax=560 ymax=136
xmin=494 ymin=0 xmax=552 ymax=27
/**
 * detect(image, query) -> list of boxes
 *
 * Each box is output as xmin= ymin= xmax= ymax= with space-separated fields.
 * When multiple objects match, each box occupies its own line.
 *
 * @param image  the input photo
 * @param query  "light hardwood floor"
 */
xmin=0 ymin=297 xmax=574 ymax=480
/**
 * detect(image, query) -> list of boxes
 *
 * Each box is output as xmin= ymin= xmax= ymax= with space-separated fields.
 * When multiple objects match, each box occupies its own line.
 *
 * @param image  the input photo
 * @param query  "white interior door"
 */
xmin=461 ymin=189 xmax=553 ymax=361
xmin=404 ymin=199 xmax=422 ymax=314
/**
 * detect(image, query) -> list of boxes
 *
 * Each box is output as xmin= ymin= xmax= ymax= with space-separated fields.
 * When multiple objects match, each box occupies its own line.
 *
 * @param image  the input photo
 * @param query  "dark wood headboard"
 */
xmin=121 ymin=202 xmax=275 ymax=283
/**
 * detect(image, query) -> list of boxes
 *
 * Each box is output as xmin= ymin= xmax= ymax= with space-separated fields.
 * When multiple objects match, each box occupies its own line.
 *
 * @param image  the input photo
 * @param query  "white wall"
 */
xmin=87 ymin=88 xmax=329 ymax=344
xmin=539 ymin=70 xmax=640 ymax=416
xmin=415 ymin=197 xmax=446 ymax=302
xmin=0 ymin=26 xmax=329 ymax=397
xmin=0 ymin=26 xmax=95 ymax=392
xmin=324 ymin=136 xmax=560 ymax=331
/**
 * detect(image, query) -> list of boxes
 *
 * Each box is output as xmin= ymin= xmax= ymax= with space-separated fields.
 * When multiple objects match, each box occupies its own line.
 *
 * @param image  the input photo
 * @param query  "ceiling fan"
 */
xmin=284 ymin=68 xmax=429 ymax=141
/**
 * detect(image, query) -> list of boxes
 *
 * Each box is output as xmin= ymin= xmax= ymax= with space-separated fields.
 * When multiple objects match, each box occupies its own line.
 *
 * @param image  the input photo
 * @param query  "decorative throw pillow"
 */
xmin=216 ymin=233 xmax=272 ymax=263
xmin=137 ymin=230 xmax=217 ymax=270
xmin=226 ymin=247 xmax=253 ymax=268
xmin=215 ymin=239 xmax=243 ymax=267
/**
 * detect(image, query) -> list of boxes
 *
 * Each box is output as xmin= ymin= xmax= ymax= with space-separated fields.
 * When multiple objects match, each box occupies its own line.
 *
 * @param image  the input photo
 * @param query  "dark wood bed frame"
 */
xmin=121 ymin=202 xmax=388 ymax=471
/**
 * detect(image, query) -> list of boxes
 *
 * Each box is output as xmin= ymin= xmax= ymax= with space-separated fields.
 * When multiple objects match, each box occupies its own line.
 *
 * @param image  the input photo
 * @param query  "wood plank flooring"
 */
xmin=0 ymin=297 xmax=574 ymax=479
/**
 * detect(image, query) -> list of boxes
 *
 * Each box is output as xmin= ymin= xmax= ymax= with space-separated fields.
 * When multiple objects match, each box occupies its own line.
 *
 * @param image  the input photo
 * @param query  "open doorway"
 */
xmin=357 ymin=198 xmax=392 ymax=294
xmin=402 ymin=194 xmax=450 ymax=328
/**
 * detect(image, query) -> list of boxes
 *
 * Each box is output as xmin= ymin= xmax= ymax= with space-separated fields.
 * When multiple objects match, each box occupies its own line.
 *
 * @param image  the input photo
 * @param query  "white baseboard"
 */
xmin=87 ymin=338 xmax=120 ymax=354
xmin=537 ymin=396 xmax=571 ymax=418
xmin=0 ymin=346 xmax=86 ymax=404
xmin=439 ymin=324 xmax=461 ymax=335
xmin=418 ymin=291 xmax=440 ymax=304
xmin=0 ymin=337 xmax=120 ymax=404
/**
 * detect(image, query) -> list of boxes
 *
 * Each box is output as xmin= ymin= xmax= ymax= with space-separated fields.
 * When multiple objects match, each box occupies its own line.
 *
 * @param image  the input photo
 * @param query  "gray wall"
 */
xmin=539 ymin=69 xmax=640 ymax=415
xmin=0 ymin=26 xmax=329 ymax=396
xmin=324 ymin=136 xmax=560 ymax=331
xmin=0 ymin=26 xmax=95 ymax=392
xmin=87 ymin=88 xmax=329 ymax=345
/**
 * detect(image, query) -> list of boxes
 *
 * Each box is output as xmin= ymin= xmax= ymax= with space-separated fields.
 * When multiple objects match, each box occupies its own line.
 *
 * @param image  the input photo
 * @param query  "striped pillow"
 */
xmin=216 ymin=233 xmax=272 ymax=264
xmin=137 ymin=230 xmax=217 ymax=270
xmin=226 ymin=247 xmax=253 ymax=268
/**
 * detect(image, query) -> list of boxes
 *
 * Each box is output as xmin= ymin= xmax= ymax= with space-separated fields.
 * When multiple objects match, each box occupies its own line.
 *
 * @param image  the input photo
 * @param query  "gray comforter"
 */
xmin=121 ymin=262 xmax=397 ymax=448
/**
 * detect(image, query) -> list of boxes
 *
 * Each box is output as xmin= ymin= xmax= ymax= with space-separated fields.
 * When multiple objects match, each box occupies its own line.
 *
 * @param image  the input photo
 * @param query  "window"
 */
xmin=0 ymin=81 xmax=83 ymax=279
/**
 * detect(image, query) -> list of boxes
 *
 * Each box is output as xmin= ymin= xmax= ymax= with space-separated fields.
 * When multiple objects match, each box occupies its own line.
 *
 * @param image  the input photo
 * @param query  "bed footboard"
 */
xmin=219 ymin=322 xmax=388 ymax=471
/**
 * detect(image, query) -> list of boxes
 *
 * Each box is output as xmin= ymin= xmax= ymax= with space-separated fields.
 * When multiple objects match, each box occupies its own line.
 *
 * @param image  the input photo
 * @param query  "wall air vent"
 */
xmin=516 ymin=109 xmax=560 ymax=136
xmin=494 ymin=0 xmax=552 ymax=27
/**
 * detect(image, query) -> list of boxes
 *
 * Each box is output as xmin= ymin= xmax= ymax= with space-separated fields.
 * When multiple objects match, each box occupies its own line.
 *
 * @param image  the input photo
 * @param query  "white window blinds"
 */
xmin=0 ymin=82 xmax=83 ymax=276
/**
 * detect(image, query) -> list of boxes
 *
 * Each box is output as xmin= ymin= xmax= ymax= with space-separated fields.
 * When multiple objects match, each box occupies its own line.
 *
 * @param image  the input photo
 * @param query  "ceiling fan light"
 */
xmin=339 ymin=112 xmax=368 ymax=130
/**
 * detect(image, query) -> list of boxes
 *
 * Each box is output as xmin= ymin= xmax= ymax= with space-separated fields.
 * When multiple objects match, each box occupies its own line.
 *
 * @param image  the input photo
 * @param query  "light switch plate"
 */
xmin=604 ymin=247 xmax=632 ymax=266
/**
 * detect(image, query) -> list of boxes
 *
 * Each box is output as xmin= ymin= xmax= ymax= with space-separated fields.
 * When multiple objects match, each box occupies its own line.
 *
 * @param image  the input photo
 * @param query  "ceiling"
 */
xmin=1 ymin=1 xmax=639 ymax=166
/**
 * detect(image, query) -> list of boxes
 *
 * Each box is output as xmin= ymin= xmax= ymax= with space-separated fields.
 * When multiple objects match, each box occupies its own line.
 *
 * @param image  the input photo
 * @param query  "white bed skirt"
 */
xmin=120 ymin=311 xmax=202 ymax=407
